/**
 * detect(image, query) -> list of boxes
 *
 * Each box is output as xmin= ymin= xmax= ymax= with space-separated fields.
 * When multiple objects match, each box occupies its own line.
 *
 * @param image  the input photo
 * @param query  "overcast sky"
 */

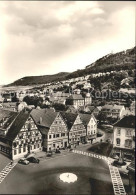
xmin=0 ymin=1 xmax=135 ymax=85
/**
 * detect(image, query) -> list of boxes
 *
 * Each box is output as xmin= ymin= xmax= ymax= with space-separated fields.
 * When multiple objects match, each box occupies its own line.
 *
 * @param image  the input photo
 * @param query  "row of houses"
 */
xmin=0 ymin=108 xmax=97 ymax=160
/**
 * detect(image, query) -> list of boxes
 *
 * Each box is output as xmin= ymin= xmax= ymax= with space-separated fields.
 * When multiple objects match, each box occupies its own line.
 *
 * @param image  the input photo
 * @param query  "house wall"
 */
xmin=47 ymin=113 xmax=68 ymax=151
xmin=113 ymin=127 xmax=135 ymax=150
xmin=69 ymin=115 xmax=86 ymax=144
xmin=87 ymin=116 xmax=97 ymax=140
xmin=12 ymin=117 xmax=42 ymax=160
xmin=73 ymin=100 xmax=84 ymax=108
xmin=0 ymin=141 xmax=12 ymax=159
xmin=85 ymin=97 xmax=92 ymax=105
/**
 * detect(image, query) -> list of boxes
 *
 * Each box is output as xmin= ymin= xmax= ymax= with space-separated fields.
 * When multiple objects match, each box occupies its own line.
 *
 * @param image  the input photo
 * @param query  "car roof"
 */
xmin=20 ymin=158 xmax=26 ymax=160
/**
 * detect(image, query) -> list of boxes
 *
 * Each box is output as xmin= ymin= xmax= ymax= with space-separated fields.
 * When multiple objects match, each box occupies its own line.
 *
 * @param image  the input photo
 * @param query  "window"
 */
xmin=53 ymin=134 xmax=55 ymax=138
xmin=14 ymin=150 xmax=16 ymax=155
xmin=126 ymin=130 xmax=131 ymax=137
xmin=61 ymin=133 xmax=65 ymax=137
xmin=49 ymin=134 xmax=52 ymax=139
xmin=23 ymin=147 xmax=26 ymax=152
xmin=34 ymin=145 xmax=36 ymax=149
xmin=116 ymin=138 xmax=120 ymax=146
xmin=125 ymin=139 xmax=132 ymax=148
xmin=19 ymin=147 xmax=21 ymax=153
xmin=117 ymin=128 xmax=121 ymax=136
xmin=53 ymin=144 xmax=55 ymax=148
xmin=56 ymin=134 xmax=60 ymax=138
xmin=94 ymin=130 xmax=96 ymax=134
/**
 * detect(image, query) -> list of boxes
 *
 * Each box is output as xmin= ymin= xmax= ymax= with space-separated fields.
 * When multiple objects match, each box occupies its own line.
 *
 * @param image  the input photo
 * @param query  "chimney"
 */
xmin=40 ymin=117 xmax=42 ymax=124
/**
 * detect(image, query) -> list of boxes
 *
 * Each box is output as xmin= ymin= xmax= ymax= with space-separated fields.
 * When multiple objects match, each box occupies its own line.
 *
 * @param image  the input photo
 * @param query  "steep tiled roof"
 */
xmin=5 ymin=111 xmax=30 ymax=141
xmin=87 ymin=106 xmax=95 ymax=112
xmin=0 ymin=109 xmax=18 ymax=129
xmin=60 ymin=112 xmax=77 ymax=130
xmin=31 ymin=108 xmax=58 ymax=128
xmin=113 ymin=115 xmax=135 ymax=128
xmin=30 ymin=109 xmax=47 ymax=124
xmin=79 ymin=113 xmax=92 ymax=126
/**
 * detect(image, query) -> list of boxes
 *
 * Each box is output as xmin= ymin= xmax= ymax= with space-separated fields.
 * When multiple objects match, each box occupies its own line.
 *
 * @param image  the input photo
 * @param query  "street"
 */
xmin=0 ymin=148 xmax=114 ymax=194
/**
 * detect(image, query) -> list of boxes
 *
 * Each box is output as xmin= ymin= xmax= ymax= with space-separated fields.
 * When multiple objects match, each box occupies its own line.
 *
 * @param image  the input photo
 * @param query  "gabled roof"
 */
xmin=5 ymin=111 xmax=30 ymax=141
xmin=30 ymin=109 xmax=47 ymax=124
xmin=113 ymin=115 xmax=135 ymax=128
xmin=79 ymin=113 xmax=97 ymax=126
xmin=68 ymin=94 xmax=84 ymax=100
xmin=0 ymin=109 xmax=18 ymax=129
xmin=102 ymin=105 xmax=124 ymax=111
xmin=31 ymin=108 xmax=58 ymax=128
xmin=87 ymin=106 xmax=95 ymax=112
xmin=60 ymin=112 xmax=78 ymax=130
xmin=79 ymin=113 xmax=92 ymax=126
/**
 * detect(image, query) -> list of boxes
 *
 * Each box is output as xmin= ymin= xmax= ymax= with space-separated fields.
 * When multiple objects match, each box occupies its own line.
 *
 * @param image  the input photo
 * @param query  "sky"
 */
xmin=0 ymin=1 xmax=135 ymax=85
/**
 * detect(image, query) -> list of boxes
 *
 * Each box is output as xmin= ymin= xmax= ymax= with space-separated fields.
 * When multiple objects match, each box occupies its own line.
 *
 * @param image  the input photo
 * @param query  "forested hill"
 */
xmin=6 ymin=46 xmax=135 ymax=86
xmin=66 ymin=46 xmax=135 ymax=79
xmin=6 ymin=72 xmax=70 ymax=86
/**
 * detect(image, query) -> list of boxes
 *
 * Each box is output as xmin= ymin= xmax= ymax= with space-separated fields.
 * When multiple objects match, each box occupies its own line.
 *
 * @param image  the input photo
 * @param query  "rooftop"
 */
xmin=60 ymin=112 xmax=77 ymax=130
xmin=113 ymin=115 xmax=135 ymax=128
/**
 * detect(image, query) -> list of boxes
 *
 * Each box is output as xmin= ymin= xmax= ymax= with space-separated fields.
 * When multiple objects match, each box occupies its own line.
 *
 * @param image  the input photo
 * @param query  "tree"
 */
xmin=23 ymin=96 xmax=43 ymax=107
xmin=98 ymin=112 xmax=107 ymax=125
xmin=53 ymin=103 xmax=67 ymax=111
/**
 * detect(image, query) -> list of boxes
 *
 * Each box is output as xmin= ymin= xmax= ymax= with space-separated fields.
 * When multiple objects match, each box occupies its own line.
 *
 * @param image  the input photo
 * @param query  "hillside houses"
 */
xmin=100 ymin=105 xmax=126 ymax=120
xmin=66 ymin=94 xmax=85 ymax=108
xmin=66 ymin=94 xmax=92 ymax=109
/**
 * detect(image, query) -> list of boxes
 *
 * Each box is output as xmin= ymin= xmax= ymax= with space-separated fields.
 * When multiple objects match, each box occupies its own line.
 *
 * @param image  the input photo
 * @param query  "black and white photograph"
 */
xmin=0 ymin=0 xmax=135 ymax=194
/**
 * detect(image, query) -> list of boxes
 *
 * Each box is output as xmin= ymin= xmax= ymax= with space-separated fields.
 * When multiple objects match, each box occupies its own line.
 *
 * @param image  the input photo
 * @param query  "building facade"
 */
xmin=61 ymin=112 xmax=87 ymax=145
xmin=101 ymin=105 xmax=126 ymax=119
xmin=113 ymin=115 xmax=135 ymax=157
xmin=0 ymin=110 xmax=42 ymax=160
xmin=31 ymin=109 xmax=68 ymax=151
xmin=79 ymin=113 xmax=97 ymax=143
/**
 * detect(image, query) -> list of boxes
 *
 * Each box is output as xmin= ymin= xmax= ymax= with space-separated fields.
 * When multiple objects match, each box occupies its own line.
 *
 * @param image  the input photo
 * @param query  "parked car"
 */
xmin=18 ymin=158 xmax=29 ymax=165
xmin=27 ymin=157 xmax=40 ymax=163
xmin=55 ymin=149 xmax=61 ymax=153
xmin=46 ymin=152 xmax=52 ymax=157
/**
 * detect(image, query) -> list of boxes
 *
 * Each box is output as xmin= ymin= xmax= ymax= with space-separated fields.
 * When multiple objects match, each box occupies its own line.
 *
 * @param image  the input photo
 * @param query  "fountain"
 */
xmin=113 ymin=150 xmax=126 ymax=167
xmin=59 ymin=173 xmax=77 ymax=183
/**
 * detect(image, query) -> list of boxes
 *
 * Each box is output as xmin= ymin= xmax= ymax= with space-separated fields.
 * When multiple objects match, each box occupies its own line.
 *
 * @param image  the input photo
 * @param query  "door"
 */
xmin=64 ymin=142 xmax=67 ymax=148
